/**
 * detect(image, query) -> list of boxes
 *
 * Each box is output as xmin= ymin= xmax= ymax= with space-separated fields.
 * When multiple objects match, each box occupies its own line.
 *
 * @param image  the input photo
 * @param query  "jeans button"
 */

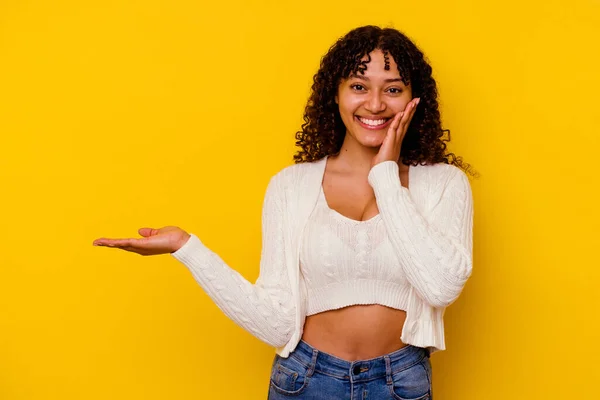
xmin=353 ymin=365 xmax=361 ymax=375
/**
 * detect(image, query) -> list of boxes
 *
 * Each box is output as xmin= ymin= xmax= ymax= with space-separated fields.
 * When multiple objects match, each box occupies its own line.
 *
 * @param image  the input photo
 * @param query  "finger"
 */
xmin=406 ymin=98 xmax=420 ymax=124
xmin=102 ymin=244 xmax=149 ymax=255
xmin=93 ymin=239 xmax=124 ymax=247
xmin=94 ymin=237 xmax=151 ymax=248
xmin=122 ymin=246 xmax=150 ymax=255
xmin=93 ymin=237 xmax=130 ymax=246
xmin=93 ymin=238 xmax=111 ymax=246
xmin=392 ymin=108 xmax=409 ymax=145
xmin=400 ymin=99 xmax=417 ymax=126
xmin=382 ymin=112 xmax=401 ymax=149
xmin=138 ymin=227 xmax=158 ymax=237
xmin=410 ymin=97 xmax=420 ymax=118
xmin=398 ymin=99 xmax=419 ymax=137
xmin=92 ymin=239 xmax=149 ymax=254
xmin=388 ymin=111 xmax=403 ymax=137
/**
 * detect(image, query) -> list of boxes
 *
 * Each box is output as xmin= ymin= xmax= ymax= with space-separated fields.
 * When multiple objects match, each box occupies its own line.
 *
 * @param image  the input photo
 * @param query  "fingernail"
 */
xmin=416 ymin=98 xmax=421 ymax=105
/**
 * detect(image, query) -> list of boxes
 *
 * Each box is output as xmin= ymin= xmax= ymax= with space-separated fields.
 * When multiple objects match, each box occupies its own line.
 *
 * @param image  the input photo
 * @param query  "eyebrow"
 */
xmin=349 ymin=73 xmax=405 ymax=83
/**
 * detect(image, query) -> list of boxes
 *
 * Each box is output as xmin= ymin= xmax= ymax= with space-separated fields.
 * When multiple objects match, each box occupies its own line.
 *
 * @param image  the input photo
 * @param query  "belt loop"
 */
xmin=384 ymin=355 xmax=393 ymax=385
xmin=307 ymin=349 xmax=318 ymax=377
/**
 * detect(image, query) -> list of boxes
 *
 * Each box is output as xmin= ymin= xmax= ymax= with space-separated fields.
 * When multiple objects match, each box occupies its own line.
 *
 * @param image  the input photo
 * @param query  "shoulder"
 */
xmin=263 ymin=159 xmax=325 ymax=207
xmin=413 ymin=162 xmax=471 ymax=192
xmin=269 ymin=158 xmax=326 ymax=187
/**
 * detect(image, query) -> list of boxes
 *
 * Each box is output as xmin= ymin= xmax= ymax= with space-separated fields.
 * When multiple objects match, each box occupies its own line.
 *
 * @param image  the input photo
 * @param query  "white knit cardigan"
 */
xmin=172 ymin=156 xmax=473 ymax=357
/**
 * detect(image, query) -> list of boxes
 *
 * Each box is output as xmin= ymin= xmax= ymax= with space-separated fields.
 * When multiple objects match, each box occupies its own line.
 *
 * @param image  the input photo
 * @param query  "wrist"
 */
xmin=173 ymin=233 xmax=191 ymax=253
xmin=371 ymin=156 xmax=400 ymax=168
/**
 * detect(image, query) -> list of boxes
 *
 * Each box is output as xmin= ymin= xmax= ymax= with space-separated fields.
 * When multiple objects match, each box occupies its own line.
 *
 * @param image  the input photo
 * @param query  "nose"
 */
xmin=364 ymin=91 xmax=386 ymax=113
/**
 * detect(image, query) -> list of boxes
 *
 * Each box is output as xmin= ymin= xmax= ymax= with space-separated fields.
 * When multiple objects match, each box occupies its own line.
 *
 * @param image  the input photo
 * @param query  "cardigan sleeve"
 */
xmin=368 ymin=161 xmax=473 ymax=308
xmin=170 ymin=175 xmax=294 ymax=347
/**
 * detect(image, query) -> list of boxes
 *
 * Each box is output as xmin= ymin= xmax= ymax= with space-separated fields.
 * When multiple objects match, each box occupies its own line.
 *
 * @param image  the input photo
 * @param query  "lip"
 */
xmin=355 ymin=115 xmax=393 ymax=130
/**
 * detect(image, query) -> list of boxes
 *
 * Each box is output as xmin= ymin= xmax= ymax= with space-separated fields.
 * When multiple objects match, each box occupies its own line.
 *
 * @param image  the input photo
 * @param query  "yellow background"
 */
xmin=1 ymin=1 xmax=599 ymax=398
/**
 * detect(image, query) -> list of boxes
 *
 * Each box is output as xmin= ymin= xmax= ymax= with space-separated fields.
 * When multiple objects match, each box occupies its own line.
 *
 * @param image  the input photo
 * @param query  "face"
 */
xmin=336 ymin=49 xmax=413 ymax=148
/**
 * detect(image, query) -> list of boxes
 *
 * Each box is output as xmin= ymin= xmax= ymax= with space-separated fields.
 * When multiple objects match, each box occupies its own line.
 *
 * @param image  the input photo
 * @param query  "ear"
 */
xmin=334 ymin=95 xmax=338 ymax=104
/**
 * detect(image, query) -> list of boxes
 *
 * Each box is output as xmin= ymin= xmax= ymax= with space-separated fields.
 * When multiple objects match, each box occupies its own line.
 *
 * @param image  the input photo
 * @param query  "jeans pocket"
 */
xmin=388 ymin=357 xmax=432 ymax=400
xmin=269 ymin=354 xmax=311 ymax=396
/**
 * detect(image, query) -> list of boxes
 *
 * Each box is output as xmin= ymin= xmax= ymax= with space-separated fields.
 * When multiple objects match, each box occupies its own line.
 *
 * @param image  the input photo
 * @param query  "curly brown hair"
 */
xmin=294 ymin=25 xmax=473 ymax=175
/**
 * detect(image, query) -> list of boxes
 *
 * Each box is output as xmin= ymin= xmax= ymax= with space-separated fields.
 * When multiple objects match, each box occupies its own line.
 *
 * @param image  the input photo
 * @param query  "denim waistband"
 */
xmin=290 ymin=340 xmax=429 ymax=381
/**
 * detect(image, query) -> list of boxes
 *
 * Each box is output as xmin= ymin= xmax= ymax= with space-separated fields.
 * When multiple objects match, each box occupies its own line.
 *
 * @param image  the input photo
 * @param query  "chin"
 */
xmin=362 ymin=142 xmax=383 ymax=149
xmin=359 ymin=135 xmax=385 ymax=148
xmin=346 ymin=127 xmax=386 ymax=148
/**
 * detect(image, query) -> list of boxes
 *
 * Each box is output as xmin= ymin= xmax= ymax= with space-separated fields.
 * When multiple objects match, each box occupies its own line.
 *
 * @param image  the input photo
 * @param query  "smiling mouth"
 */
xmin=355 ymin=116 xmax=392 ymax=129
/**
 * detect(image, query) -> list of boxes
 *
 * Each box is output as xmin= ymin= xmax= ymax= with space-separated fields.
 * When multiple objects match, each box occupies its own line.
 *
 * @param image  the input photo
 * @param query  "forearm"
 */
xmin=172 ymin=234 xmax=294 ymax=347
xmin=369 ymin=162 xmax=473 ymax=308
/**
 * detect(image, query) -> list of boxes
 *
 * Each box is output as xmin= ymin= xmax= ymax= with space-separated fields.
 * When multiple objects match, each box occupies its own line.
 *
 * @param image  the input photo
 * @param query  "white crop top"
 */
xmin=300 ymin=186 xmax=412 ymax=316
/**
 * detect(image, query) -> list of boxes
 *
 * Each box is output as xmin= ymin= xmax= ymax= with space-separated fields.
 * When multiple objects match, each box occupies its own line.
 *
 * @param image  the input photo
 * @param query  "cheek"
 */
xmin=395 ymin=95 xmax=413 ymax=111
xmin=338 ymin=96 xmax=363 ymax=115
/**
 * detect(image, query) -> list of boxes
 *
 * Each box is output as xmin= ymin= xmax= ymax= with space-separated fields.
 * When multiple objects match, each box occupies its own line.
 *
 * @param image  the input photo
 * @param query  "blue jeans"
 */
xmin=268 ymin=340 xmax=432 ymax=399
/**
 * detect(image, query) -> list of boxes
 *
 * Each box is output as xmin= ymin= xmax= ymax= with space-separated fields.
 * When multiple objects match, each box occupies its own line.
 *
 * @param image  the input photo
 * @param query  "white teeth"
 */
xmin=358 ymin=117 xmax=387 ymax=126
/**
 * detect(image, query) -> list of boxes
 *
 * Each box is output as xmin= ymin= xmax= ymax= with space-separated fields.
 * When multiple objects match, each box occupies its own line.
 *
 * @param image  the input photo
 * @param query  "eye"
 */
xmin=387 ymin=87 xmax=403 ymax=94
xmin=350 ymin=84 xmax=366 ymax=91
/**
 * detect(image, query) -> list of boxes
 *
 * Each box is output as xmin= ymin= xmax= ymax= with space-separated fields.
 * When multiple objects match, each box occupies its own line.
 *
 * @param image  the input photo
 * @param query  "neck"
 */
xmin=333 ymin=132 xmax=403 ymax=173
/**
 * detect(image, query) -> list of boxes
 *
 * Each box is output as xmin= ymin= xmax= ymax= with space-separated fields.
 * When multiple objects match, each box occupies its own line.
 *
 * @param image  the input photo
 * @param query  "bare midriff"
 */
xmin=301 ymin=304 xmax=408 ymax=361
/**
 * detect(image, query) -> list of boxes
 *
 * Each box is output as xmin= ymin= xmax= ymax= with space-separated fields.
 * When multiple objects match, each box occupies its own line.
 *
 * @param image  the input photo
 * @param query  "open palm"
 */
xmin=93 ymin=226 xmax=190 ymax=256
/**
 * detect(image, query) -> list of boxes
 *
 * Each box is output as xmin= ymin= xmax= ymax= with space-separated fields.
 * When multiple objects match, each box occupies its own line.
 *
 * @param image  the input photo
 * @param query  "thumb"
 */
xmin=138 ymin=227 xmax=159 ymax=237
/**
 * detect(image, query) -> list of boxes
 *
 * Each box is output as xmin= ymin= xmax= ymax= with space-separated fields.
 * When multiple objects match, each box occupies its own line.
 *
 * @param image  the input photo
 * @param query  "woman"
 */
xmin=94 ymin=25 xmax=474 ymax=399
